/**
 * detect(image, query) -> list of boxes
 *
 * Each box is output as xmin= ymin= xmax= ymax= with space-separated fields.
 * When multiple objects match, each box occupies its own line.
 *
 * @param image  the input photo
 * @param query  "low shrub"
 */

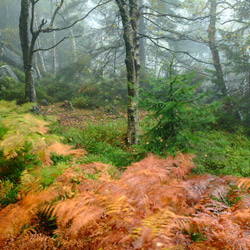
xmin=0 ymin=76 xmax=25 ymax=104
xmin=71 ymin=95 xmax=99 ymax=109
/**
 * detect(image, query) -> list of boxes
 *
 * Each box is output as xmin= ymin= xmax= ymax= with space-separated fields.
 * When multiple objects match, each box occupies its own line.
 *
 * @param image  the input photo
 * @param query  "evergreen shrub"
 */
xmin=140 ymin=65 xmax=217 ymax=155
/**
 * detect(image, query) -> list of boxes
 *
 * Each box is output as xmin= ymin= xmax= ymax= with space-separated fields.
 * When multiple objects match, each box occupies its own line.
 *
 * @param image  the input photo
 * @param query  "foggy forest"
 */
xmin=1 ymin=0 xmax=250 ymax=249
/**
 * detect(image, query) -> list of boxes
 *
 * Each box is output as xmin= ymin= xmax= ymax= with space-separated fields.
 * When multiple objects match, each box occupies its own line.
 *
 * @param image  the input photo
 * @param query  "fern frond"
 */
xmin=237 ymin=177 xmax=250 ymax=192
xmin=2 ymin=153 xmax=250 ymax=249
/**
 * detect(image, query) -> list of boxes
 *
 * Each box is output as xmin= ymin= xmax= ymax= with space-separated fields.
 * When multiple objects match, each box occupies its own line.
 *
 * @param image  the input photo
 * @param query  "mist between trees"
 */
xmin=2 ymin=1 xmax=250 ymax=249
xmin=0 ymin=0 xmax=250 ymax=143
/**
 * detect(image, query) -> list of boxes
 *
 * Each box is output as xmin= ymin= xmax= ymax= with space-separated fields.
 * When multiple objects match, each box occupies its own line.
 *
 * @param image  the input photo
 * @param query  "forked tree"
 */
xmin=19 ymin=0 xmax=65 ymax=102
xmin=19 ymin=0 xmax=107 ymax=103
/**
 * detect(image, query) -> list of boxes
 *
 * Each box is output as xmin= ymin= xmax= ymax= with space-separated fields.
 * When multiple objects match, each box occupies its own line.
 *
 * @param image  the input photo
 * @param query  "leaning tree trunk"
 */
xmin=208 ymin=0 xmax=227 ymax=96
xmin=115 ymin=0 xmax=140 ymax=145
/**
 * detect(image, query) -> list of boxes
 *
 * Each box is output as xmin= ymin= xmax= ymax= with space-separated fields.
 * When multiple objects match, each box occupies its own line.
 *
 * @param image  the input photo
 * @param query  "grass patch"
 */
xmin=192 ymin=129 xmax=250 ymax=177
xmin=51 ymin=120 xmax=144 ymax=168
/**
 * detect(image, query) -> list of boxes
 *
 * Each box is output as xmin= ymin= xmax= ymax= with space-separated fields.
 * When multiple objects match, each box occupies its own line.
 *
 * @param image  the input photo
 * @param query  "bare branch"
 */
xmin=41 ymin=0 xmax=112 ymax=33
xmin=143 ymin=7 xmax=210 ymax=22
xmin=30 ymin=0 xmax=37 ymax=35
xmin=49 ymin=0 xmax=64 ymax=28
xmin=141 ymin=33 xmax=213 ymax=66
xmin=33 ymin=35 xmax=81 ymax=53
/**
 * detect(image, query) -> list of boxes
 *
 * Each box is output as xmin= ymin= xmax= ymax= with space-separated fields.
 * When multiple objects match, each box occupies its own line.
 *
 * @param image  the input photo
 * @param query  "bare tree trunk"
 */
xmin=115 ymin=0 xmax=140 ymax=145
xmin=20 ymin=0 xmax=37 ymax=102
xmin=70 ymin=28 xmax=77 ymax=62
xmin=52 ymin=30 xmax=57 ymax=76
xmin=34 ymin=53 xmax=41 ymax=82
xmin=50 ymin=0 xmax=57 ymax=77
xmin=248 ymin=69 xmax=250 ymax=98
xmin=208 ymin=0 xmax=227 ymax=96
xmin=5 ymin=0 xmax=10 ymax=21
xmin=19 ymin=0 xmax=66 ymax=103
xmin=139 ymin=0 xmax=146 ymax=82
xmin=36 ymin=42 xmax=47 ymax=75
xmin=30 ymin=73 xmax=37 ymax=101
xmin=34 ymin=14 xmax=47 ymax=74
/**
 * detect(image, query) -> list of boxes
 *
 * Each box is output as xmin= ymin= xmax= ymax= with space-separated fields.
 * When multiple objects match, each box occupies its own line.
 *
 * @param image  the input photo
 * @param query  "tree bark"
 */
xmin=50 ymin=0 xmax=57 ymax=77
xmin=19 ymin=0 xmax=37 ymax=102
xmin=34 ymin=13 xmax=47 ymax=74
xmin=34 ymin=53 xmax=41 ymax=82
xmin=19 ymin=0 xmax=67 ymax=102
xmin=70 ymin=28 xmax=77 ymax=62
xmin=208 ymin=0 xmax=227 ymax=96
xmin=139 ymin=0 xmax=146 ymax=82
xmin=5 ymin=0 xmax=10 ymax=21
xmin=115 ymin=0 xmax=140 ymax=145
xmin=52 ymin=30 xmax=57 ymax=76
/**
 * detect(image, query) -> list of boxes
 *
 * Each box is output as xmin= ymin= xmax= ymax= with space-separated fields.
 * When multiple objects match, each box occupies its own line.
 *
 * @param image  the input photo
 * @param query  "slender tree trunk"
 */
xmin=19 ymin=0 xmax=29 ymax=101
xmin=34 ymin=14 xmax=47 ymax=74
xmin=50 ymin=0 xmax=57 ymax=77
xmin=139 ymin=0 xmax=146 ymax=83
xmin=34 ymin=53 xmax=41 ymax=82
xmin=5 ymin=0 xmax=10 ymax=21
xmin=20 ymin=0 xmax=39 ymax=103
xmin=20 ymin=0 xmax=35 ymax=102
xmin=36 ymin=42 xmax=47 ymax=75
xmin=70 ymin=28 xmax=77 ymax=62
xmin=52 ymin=30 xmax=57 ymax=76
xmin=115 ymin=0 xmax=140 ymax=145
xmin=208 ymin=0 xmax=227 ymax=96
xmin=248 ymin=69 xmax=250 ymax=98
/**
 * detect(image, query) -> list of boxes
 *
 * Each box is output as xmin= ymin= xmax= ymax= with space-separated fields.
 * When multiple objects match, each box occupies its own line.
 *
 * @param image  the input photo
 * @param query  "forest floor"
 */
xmin=39 ymin=103 xmax=148 ymax=129
xmin=1 ymin=101 xmax=250 ymax=249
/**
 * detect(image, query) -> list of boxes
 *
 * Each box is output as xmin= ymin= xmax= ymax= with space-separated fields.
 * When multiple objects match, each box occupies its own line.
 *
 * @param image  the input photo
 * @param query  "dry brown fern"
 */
xmin=2 ymin=154 xmax=250 ymax=250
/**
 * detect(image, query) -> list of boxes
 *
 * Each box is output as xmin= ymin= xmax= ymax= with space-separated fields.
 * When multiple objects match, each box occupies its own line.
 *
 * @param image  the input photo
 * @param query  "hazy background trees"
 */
xmin=0 ymin=0 xmax=250 ymax=142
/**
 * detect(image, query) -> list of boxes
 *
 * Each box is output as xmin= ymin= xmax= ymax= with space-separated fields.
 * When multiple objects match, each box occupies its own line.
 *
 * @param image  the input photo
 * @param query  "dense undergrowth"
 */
xmin=0 ymin=101 xmax=85 ymax=207
xmin=49 ymin=110 xmax=250 ymax=178
xmin=50 ymin=121 xmax=144 ymax=169
xmin=193 ymin=130 xmax=250 ymax=177
xmin=1 ymin=154 xmax=250 ymax=249
xmin=1 ymin=101 xmax=250 ymax=249
xmin=0 ymin=62 xmax=127 ymax=108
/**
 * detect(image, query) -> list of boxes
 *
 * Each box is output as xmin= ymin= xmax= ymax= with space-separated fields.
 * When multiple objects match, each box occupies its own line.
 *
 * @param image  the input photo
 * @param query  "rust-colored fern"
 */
xmin=1 ymin=154 xmax=250 ymax=249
